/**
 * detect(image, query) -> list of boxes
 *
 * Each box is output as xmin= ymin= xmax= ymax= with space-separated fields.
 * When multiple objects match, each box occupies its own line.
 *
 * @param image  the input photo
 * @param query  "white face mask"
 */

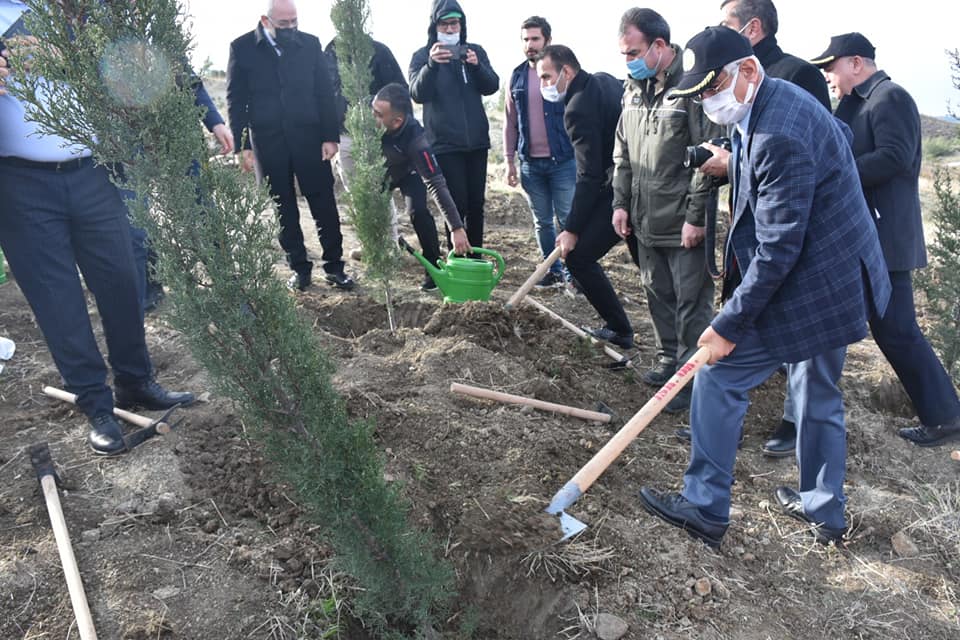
xmin=540 ymin=71 xmax=567 ymax=103
xmin=437 ymin=31 xmax=460 ymax=46
xmin=701 ymin=63 xmax=756 ymax=126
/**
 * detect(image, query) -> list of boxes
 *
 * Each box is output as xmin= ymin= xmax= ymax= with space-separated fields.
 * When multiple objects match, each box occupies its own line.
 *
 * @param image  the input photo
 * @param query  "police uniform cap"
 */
xmin=810 ymin=33 xmax=876 ymax=68
xmin=669 ymin=26 xmax=754 ymax=100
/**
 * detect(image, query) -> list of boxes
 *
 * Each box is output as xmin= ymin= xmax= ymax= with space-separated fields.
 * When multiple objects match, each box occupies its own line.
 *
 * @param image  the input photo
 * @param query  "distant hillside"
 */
xmin=921 ymin=114 xmax=960 ymax=139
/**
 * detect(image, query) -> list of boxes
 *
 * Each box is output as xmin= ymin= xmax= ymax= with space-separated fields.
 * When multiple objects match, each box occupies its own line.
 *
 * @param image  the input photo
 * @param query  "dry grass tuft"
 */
xmin=521 ymin=516 xmax=616 ymax=582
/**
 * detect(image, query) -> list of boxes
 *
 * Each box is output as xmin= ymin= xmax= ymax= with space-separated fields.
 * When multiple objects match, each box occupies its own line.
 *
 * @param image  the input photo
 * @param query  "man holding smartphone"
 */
xmin=409 ymin=1 xmax=499 ymax=251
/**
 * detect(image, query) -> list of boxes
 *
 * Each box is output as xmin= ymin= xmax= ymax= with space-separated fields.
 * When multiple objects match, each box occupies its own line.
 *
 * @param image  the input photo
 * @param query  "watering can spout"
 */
xmin=398 ymin=237 xmax=449 ymax=287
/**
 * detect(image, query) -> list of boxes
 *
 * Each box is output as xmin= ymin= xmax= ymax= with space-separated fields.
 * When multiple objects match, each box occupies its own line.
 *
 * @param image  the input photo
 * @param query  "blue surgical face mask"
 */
xmin=626 ymin=44 xmax=662 ymax=80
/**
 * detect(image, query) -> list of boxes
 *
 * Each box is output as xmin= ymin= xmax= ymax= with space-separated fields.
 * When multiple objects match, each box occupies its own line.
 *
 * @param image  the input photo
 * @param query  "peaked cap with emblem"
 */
xmin=810 ymin=33 xmax=876 ymax=68
xmin=669 ymin=26 xmax=754 ymax=99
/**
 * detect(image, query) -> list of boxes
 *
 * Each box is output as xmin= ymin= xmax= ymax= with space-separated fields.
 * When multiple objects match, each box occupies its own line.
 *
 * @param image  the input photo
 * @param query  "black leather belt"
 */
xmin=0 ymin=155 xmax=95 ymax=172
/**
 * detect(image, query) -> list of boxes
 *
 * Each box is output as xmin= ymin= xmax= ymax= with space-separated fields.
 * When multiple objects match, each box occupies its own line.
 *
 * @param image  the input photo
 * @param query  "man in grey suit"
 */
xmin=813 ymin=33 xmax=960 ymax=449
xmin=637 ymin=27 xmax=891 ymax=549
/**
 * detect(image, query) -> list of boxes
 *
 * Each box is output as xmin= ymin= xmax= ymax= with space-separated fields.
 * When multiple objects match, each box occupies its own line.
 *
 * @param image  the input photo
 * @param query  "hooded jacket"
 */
xmin=408 ymin=0 xmax=500 ymax=154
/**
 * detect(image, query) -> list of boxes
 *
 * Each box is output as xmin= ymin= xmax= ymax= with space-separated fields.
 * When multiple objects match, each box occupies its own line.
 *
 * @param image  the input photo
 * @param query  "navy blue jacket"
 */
xmin=408 ymin=0 xmax=500 ymax=154
xmin=834 ymin=71 xmax=926 ymax=272
xmin=715 ymin=78 xmax=891 ymax=363
xmin=508 ymin=61 xmax=573 ymax=163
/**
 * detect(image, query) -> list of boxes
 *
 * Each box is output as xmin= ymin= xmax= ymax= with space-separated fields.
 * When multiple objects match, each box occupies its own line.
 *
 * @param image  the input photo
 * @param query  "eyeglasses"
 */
xmin=692 ymin=69 xmax=734 ymax=103
xmin=438 ymin=18 xmax=461 ymax=29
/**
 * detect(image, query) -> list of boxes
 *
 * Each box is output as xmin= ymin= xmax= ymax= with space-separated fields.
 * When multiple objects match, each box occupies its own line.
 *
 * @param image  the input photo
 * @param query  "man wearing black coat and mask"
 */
xmin=227 ymin=0 xmax=353 ymax=292
xmin=408 ymin=0 xmax=499 ymax=251
xmin=537 ymin=44 xmax=635 ymax=351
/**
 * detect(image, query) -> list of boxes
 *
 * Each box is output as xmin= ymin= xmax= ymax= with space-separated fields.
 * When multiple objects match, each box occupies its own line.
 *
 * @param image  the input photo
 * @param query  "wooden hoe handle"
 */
xmin=43 ymin=386 xmax=168 ymax=431
xmin=568 ymin=346 xmax=711 ymax=494
xmin=524 ymin=297 xmax=629 ymax=365
xmin=505 ymin=246 xmax=563 ymax=309
xmin=450 ymin=382 xmax=611 ymax=423
xmin=29 ymin=444 xmax=98 ymax=640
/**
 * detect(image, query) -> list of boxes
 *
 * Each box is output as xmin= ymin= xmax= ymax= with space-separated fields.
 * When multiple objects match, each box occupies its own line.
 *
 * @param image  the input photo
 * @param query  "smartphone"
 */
xmin=441 ymin=44 xmax=467 ymax=60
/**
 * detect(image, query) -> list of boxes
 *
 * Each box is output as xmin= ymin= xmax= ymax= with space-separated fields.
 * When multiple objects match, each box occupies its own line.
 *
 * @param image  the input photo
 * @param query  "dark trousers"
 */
xmin=0 ymin=161 xmax=152 ymax=418
xmin=258 ymin=156 xmax=344 ymax=277
xmin=397 ymin=172 xmax=442 ymax=273
xmin=564 ymin=195 xmax=633 ymax=336
xmin=635 ymin=242 xmax=715 ymax=365
xmin=870 ymin=270 xmax=960 ymax=427
xmin=436 ymin=149 xmax=487 ymax=249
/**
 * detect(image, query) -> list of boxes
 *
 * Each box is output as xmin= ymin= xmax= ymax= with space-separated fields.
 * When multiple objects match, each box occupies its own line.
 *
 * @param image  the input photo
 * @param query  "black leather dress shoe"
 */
xmin=88 ymin=414 xmax=127 ymax=456
xmin=638 ymin=487 xmax=728 ymax=549
xmin=642 ymin=360 xmax=676 ymax=387
xmin=762 ymin=419 xmax=796 ymax=458
xmin=115 ymin=380 xmax=195 ymax=411
xmin=287 ymin=272 xmax=311 ymax=291
xmin=584 ymin=326 xmax=634 ymax=350
xmin=324 ymin=271 xmax=356 ymax=290
xmin=898 ymin=417 xmax=960 ymax=448
xmin=774 ymin=486 xmax=846 ymax=545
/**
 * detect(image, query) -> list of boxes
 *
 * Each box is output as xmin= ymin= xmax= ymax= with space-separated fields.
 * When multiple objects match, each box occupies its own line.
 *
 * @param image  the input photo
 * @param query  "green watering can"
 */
xmin=399 ymin=237 xmax=505 ymax=303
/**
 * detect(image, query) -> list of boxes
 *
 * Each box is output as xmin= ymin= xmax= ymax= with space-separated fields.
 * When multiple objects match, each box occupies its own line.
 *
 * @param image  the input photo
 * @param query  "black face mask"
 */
xmin=274 ymin=27 xmax=297 ymax=48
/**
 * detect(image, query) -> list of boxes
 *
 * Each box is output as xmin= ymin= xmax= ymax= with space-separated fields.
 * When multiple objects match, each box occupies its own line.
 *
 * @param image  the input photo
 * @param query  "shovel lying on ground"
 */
xmin=43 ymin=386 xmax=181 ymax=451
xmin=546 ymin=346 xmax=712 ymax=541
xmin=29 ymin=443 xmax=99 ymax=640
xmin=504 ymin=246 xmax=562 ymax=310
xmin=450 ymin=382 xmax=611 ymax=423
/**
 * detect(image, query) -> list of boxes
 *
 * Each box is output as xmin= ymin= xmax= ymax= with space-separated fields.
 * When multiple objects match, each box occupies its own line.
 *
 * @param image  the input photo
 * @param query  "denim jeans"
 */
xmin=520 ymin=157 xmax=576 ymax=275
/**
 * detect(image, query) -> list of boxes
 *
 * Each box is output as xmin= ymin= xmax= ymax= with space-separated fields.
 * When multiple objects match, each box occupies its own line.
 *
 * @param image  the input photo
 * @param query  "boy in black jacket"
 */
xmin=373 ymin=83 xmax=470 ymax=290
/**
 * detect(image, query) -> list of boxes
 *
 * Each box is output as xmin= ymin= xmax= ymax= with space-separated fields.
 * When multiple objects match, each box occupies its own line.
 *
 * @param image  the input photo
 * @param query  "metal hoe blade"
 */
xmin=546 ymin=480 xmax=587 ymax=542
xmin=557 ymin=511 xmax=588 ymax=542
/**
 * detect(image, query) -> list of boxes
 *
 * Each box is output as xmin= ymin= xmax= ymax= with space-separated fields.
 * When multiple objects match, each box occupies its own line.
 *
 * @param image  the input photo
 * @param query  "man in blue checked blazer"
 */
xmin=636 ymin=26 xmax=891 ymax=549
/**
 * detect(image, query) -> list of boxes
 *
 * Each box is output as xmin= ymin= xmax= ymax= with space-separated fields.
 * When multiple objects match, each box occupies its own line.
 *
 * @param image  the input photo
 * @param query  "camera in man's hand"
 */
xmin=683 ymin=137 xmax=732 ymax=169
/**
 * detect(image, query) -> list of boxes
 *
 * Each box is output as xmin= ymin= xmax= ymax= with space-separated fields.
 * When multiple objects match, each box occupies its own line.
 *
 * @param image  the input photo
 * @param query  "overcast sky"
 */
xmin=185 ymin=0 xmax=959 ymax=117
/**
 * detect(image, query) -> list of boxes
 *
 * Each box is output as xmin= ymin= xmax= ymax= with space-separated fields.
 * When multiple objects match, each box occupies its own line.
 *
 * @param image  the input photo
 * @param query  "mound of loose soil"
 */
xmin=2 ymin=186 xmax=959 ymax=639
